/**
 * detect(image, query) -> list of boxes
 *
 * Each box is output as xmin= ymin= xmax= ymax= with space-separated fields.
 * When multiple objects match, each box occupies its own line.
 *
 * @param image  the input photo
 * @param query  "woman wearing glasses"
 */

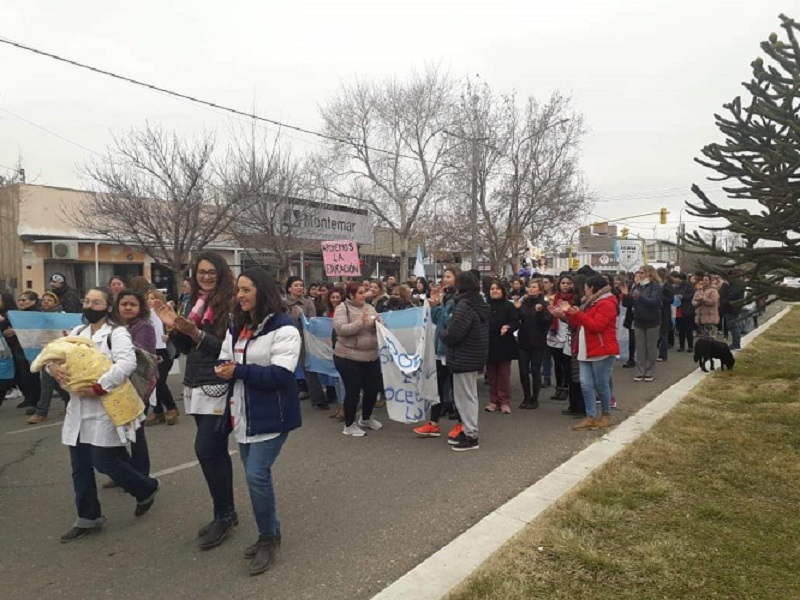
xmin=153 ymin=251 xmax=237 ymax=550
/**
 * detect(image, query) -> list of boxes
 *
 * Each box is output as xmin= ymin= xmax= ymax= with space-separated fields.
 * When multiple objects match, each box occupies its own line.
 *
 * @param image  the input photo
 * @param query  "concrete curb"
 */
xmin=371 ymin=305 xmax=792 ymax=600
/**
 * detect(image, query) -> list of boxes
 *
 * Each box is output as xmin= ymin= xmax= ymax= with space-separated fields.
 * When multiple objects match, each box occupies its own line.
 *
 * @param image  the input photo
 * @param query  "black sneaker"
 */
xmin=60 ymin=526 xmax=96 ymax=543
xmin=622 ymin=361 xmax=636 ymax=369
xmin=451 ymin=436 xmax=479 ymax=452
xmin=519 ymin=400 xmax=539 ymax=410
xmin=315 ymin=402 xmax=331 ymax=410
xmin=447 ymin=431 xmax=467 ymax=446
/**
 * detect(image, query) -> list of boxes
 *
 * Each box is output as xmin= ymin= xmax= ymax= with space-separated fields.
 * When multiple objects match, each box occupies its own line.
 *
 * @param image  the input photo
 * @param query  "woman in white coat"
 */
xmin=49 ymin=287 xmax=160 ymax=543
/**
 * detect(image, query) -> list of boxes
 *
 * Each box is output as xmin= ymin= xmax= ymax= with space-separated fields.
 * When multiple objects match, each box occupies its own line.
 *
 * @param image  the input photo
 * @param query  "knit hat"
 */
xmin=285 ymin=276 xmax=303 ymax=293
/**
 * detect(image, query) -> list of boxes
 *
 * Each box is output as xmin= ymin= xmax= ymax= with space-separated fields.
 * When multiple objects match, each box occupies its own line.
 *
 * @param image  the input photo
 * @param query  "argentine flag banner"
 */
xmin=0 ymin=311 xmax=83 ymax=378
xmin=376 ymin=301 xmax=439 ymax=424
xmin=301 ymin=314 xmax=339 ymax=378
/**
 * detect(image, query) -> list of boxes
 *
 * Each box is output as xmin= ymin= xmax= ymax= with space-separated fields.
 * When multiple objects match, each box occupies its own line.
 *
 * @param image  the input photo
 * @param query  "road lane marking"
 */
xmin=152 ymin=451 xmax=238 ymax=478
xmin=5 ymin=421 xmax=64 ymax=435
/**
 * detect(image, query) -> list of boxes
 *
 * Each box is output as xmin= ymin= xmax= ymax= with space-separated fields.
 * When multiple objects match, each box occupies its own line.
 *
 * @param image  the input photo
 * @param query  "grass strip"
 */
xmin=449 ymin=308 xmax=800 ymax=600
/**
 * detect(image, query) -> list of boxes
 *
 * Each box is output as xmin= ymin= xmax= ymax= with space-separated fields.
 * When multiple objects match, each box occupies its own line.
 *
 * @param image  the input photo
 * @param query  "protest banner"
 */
xmin=376 ymin=302 xmax=439 ymax=424
xmin=302 ymin=303 xmax=439 ymax=423
xmin=615 ymin=240 xmax=644 ymax=272
xmin=321 ymin=240 xmax=361 ymax=277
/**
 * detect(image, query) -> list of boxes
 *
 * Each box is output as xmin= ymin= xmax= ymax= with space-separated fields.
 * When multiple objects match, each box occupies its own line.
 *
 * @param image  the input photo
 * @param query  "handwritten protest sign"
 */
xmin=321 ymin=240 xmax=361 ymax=277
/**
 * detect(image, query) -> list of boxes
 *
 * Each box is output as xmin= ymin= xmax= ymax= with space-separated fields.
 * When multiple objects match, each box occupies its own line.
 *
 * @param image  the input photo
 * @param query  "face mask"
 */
xmin=82 ymin=308 xmax=107 ymax=324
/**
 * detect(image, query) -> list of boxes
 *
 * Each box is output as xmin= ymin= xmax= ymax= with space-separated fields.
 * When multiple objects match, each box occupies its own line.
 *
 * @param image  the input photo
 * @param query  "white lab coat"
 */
xmin=59 ymin=323 xmax=140 ymax=447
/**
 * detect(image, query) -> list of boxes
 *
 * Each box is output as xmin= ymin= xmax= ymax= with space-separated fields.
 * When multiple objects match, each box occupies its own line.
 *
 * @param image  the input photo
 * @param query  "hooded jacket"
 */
xmin=439 ymin=291 xmax=490 ymax=373
xmin=220 ymin=312 xmax=302 ymax=436
xmin=564 ymin=289 xmax=620 ymax=359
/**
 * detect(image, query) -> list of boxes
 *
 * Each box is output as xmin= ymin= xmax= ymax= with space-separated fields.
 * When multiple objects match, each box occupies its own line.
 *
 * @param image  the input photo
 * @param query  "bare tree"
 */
xmin=73 ymin=124 xmax=243 ymax=284
xmin=472 ymin=91 xmax=591 ymax=274
xmin=319 ymin=66 xmax=458 ymax=280
xmin=222 ymin=125 xmax=316 ymax=278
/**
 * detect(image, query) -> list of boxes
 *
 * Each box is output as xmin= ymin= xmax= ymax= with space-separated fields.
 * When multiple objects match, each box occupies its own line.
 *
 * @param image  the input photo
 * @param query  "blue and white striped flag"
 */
xmin=6 ymin=311 xmax=83 ymax=363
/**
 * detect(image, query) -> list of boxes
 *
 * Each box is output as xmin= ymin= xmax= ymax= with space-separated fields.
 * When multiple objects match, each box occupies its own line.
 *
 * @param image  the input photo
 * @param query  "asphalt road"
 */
xmin=0 ymin=310 xmax=776 ymax=600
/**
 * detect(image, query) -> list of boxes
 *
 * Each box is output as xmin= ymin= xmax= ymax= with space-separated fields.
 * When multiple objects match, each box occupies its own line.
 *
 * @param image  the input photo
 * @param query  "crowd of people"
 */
xmin=0 ymin=254 xmax=758 ymax=574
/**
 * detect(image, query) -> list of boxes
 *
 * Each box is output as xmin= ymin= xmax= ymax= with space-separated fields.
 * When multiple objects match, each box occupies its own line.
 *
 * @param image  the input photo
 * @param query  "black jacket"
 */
xmin=439 ymin=291 xmax=490 ymax=373
xmin=53 ymin=286 xmax=82 ymax=314
xmin=487 ymin=299 xmax=519 ymax=363
xmin=173 ymin=324 xmax=228 ymax=389
xmin=632 ymin=281 xmax=662 ymax=328
xmin=674 ymin=282 xmax=695 ymax=318
xmin=660 ymin=280 xmax=675 ymax=328
xmin=517 ymin=296 xmax=552 ymax=350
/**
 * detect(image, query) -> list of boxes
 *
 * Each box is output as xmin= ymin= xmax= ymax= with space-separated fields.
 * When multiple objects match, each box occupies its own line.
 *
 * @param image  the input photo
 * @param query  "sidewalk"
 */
xmin=374 ymin=305 xmax=799 ymax=600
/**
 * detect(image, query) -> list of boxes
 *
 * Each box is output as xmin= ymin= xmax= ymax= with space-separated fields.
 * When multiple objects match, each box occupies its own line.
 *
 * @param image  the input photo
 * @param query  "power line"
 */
xmin=0 ymin=35 xmax=449 ymax=168
xmin=0 ymin=106 xmax=103 ymax=156
xmin=0 ymin=35 xmax=748 ymax=205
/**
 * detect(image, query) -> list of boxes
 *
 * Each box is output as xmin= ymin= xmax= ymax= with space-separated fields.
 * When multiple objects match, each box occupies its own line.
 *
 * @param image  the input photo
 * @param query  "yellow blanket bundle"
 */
xmin=30 ymin=336 xmax=144 ymax=427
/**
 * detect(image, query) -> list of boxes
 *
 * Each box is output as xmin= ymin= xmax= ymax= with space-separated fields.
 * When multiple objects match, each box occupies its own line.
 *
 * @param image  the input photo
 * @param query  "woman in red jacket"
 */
xmin=550 ymin=274 xmax=619 ymax=431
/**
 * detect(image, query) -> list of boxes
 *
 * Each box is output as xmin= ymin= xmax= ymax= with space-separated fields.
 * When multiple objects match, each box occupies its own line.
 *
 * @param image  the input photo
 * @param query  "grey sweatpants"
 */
xmin=634 ymin=325 xmax=660 ymax=378
xmin=452 ymin=371 xmax=480 ymax=438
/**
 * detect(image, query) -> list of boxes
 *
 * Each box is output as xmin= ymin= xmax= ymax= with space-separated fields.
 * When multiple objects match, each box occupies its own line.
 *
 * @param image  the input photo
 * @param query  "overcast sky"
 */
xmin=0 ymin=0 xmax=790 ymax=239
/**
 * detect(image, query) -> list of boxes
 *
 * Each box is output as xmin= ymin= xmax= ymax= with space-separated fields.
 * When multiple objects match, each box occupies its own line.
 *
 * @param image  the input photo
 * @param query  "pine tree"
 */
xmin=685 ymin=13 xmax=800 ymax=300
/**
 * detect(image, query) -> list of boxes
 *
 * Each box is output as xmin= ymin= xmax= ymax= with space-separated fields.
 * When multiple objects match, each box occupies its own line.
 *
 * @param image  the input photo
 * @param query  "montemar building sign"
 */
xmin=285 ymin=200 xmax=374 ymax=245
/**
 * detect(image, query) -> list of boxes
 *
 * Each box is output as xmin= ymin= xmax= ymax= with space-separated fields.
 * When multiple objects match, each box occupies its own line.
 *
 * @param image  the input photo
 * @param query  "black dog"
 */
xmin=694 ymin=337 xmax=736 ymax=372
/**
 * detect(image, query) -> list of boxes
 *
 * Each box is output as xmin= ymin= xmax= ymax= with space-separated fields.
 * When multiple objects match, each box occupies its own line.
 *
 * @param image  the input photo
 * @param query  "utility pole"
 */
xmin=470 ymin=137 xmax=479 ymax=271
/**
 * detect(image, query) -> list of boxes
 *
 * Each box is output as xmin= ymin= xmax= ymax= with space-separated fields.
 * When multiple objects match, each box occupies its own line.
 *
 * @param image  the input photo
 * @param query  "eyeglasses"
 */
xmin=196 ymin=270 xmax=218 ymax=279
xmin=82 ymin=299 xmax=108 ymax=308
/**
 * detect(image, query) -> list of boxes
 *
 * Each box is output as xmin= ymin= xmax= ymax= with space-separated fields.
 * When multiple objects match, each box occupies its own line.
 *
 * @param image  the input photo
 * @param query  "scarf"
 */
xmin=549 ymin=292 xmax=574 ymax=332
xmin=188 ymin=292 xmax=215 ymax=329
xmin=580 ymin=286 xmax=612 ymax=311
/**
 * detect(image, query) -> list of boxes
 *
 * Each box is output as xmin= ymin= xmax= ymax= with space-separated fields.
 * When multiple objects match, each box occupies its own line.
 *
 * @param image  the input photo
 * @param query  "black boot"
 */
xmin=243 ymin=533 xmax=281 ymax=559
xmin=249 ymin=534 xmax=280 ymax=575
xmin=518 ymin=374 xmax=532 ymax=409
xmin=198 ymin=512 xmax=238 ymax=550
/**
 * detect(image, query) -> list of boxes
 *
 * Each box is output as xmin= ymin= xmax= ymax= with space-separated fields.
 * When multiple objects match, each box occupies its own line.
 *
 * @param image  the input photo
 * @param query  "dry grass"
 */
xmin=448 ymin=308 xmax=800 ymax=600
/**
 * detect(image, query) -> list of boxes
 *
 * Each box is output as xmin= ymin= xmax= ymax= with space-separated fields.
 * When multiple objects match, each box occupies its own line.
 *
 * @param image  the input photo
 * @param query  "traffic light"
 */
xmin=621 ymin=227 xmax=629 ymax=239
xmin=571 ymin=258 xmax=580 ymax=270
xmin=660 ymin=207 xmax=668 ymax=225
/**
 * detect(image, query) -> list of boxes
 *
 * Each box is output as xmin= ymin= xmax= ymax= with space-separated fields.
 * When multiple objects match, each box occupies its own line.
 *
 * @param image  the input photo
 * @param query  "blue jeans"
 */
xmin=579 ymin=356 xmax=615 ymax=418
xmin=70 ymin=441 xmax=159 ymax=528
xmin=239 ymin=433 xmax=288 ymax=537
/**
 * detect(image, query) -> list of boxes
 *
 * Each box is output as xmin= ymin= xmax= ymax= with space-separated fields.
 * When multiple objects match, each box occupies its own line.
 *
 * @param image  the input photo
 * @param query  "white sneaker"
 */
xmin=5 ymin=388 xmax=22 ymax=399
xmin=358 ymin=417 xmax=383 ymax=431
xmin=342 ymin=423 xmax=366 ymax=437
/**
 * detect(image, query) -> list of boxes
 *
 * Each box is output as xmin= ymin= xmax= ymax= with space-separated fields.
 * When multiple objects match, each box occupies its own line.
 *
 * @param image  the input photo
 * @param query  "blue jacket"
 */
xmin=431 ymin=289 xmax=456 ymax=358
xmin=225 ymin=312 xmax=302 ymax=437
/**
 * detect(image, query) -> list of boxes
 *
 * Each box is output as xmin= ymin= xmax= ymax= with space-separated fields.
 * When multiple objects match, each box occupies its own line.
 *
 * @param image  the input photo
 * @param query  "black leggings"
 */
xmin=431 ymin=359 xmax=454 ymax=423
xmin=194 ymin=414 xmax=234 ymax=521
xmin=550 ymin=347 xmax=571 ymax=390
xmin=153 ymin=349 xmax=177 ymax=413
xmin=333 ymin=356 xmax=382 ymax=427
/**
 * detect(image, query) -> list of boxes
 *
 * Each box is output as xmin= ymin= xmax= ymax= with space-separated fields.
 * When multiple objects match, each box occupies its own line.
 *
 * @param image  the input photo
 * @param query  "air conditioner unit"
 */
xmin=51 ymin=241 xmax=79 ymax=260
